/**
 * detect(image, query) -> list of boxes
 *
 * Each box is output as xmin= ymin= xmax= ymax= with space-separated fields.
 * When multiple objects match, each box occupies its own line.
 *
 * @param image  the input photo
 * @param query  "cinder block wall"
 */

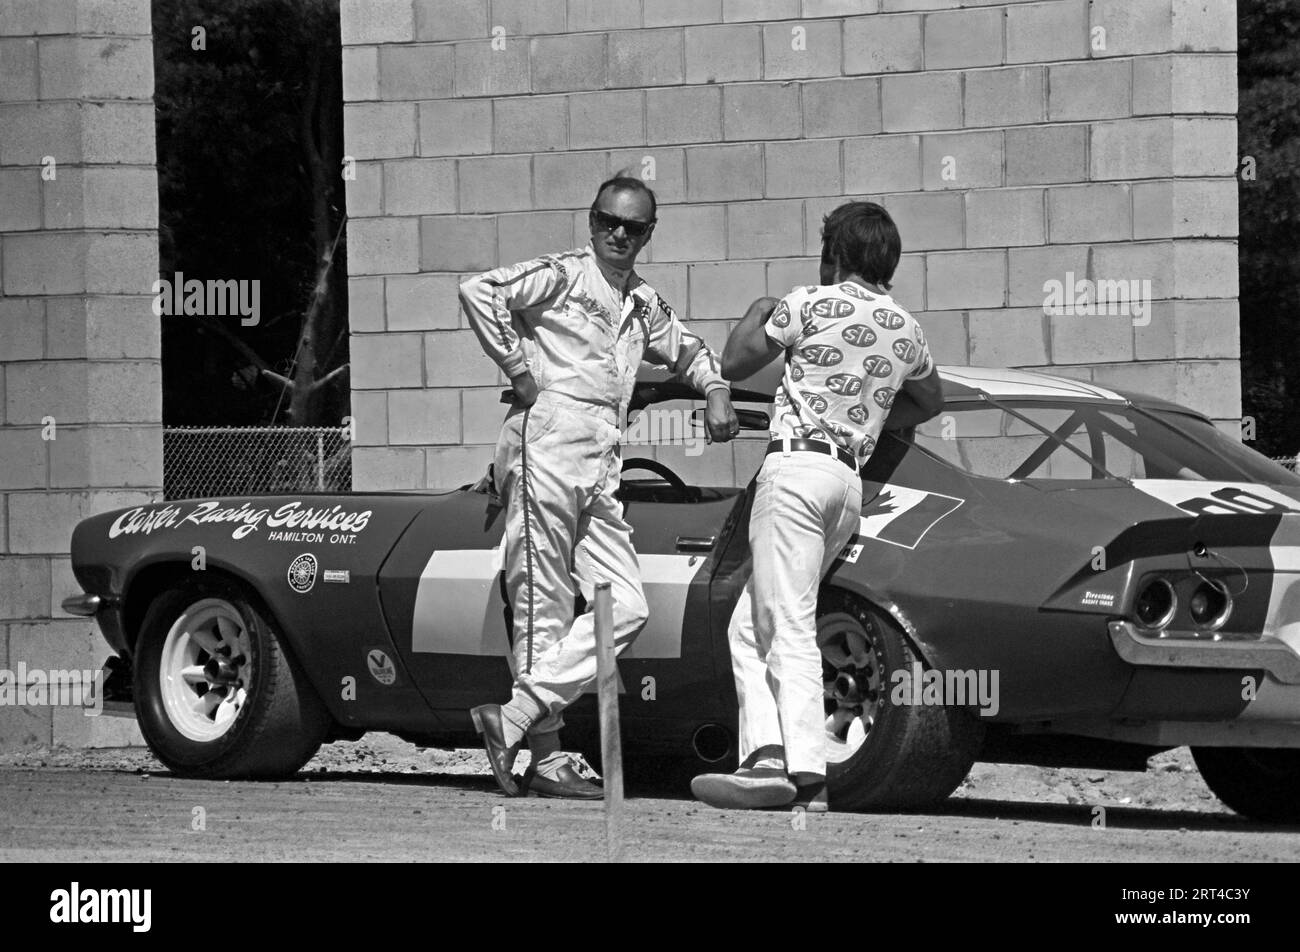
xmin=342 ymin=0 xmax=1239 ymax=492
xmin=0 ymin=0 xmax=159 ymax=749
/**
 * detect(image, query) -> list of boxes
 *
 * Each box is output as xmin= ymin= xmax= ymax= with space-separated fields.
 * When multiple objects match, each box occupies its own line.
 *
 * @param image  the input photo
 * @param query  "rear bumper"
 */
xmin=1109 ymin=620 xmax=1300 ymax=685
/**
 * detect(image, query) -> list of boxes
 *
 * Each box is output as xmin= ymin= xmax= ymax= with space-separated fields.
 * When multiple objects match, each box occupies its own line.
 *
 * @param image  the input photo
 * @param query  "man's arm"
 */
xmin=882 ymin=336 xmax=943 ymax=430
xmin=459 ymin=257 xmax=567 ymax=405
xmin=639 ymin=290 xmax=737 ymax=443
xmin=721 ymin=296 xmax=785 ymax=381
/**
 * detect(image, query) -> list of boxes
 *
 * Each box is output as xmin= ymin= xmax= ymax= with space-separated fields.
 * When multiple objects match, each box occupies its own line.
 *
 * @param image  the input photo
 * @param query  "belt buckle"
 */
xmin=781 ymin=436 xmax=791 ymax=458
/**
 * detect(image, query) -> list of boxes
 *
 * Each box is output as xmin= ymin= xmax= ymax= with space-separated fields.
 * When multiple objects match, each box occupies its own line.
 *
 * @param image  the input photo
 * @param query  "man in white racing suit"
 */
xmin=459 ymin=175 xmax=738 ymax=798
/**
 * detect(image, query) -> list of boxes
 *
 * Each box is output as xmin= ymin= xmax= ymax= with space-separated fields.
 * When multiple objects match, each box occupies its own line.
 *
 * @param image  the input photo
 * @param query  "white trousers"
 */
xmin=493 ymin=390 xmax=650 ymax=732
xmin=726 ymin=450 xmax=863 ymax=777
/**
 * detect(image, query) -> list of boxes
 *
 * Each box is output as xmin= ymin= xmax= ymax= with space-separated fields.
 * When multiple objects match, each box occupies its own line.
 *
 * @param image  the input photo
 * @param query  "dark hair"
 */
xmin=591 ymin=175 xmax=658 ymax=220
xmin=821 ymin=201 xmax=901 ymax=289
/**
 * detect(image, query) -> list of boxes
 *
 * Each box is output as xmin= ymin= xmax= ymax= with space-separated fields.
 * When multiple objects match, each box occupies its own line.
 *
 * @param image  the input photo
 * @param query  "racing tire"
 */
xmin=1192 ymin=746 xmax=1300 ymax=823
xmin=821 ymin=590 xmax=985 ymax=811
xmin=133 ymin=576 xmax=332 ymax=779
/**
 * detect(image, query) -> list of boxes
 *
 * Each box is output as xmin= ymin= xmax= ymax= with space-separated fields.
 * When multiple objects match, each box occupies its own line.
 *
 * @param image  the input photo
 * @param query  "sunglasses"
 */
xmin=590 ymin=210 xmax=656 ymax=238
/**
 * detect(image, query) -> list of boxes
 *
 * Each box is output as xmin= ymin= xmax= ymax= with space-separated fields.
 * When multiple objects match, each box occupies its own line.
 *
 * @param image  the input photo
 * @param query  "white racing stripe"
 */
xmin=940 ymin=367 xmax=1123 ymax=401
xmin=411 ymin=548 xmax=702 ymax=659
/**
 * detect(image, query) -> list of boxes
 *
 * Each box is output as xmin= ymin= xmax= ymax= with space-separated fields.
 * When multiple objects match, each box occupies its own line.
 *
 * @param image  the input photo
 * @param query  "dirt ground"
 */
xmin=2 ymin=734 xmax=1297 ymax=862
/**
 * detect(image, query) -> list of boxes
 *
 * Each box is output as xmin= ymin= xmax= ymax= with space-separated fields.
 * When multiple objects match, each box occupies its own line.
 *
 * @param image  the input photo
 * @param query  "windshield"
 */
xmin=913 ymin=401 xmax=1300 ymax=485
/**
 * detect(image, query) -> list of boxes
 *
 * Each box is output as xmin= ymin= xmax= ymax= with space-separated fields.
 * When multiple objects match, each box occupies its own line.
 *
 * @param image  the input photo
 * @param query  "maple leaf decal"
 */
xmin=862 ymin=490 xmax=899 ymax=518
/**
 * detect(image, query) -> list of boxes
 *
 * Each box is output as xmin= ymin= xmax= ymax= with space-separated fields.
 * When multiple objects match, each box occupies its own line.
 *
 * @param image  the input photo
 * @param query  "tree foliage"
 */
xmin=154 ymin=0 xmax=348 ymax=426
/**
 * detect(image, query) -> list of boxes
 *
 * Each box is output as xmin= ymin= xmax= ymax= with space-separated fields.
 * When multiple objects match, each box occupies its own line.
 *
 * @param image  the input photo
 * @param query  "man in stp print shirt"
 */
xmin=693 ymin=201 xmax=945 ymax=813
xmin=459 ymin=175 xmax=737 ymax=800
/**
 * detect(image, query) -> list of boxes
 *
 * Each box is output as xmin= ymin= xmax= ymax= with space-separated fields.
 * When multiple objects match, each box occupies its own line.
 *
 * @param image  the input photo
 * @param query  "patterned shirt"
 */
xmin=766 ymin=282 xmax=934 ymax=461
xmin=459 ymin=245 xmax=727 ymax=421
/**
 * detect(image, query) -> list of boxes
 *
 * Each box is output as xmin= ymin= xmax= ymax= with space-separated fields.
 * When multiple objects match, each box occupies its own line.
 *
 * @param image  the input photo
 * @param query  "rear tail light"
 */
xmin=1134 ymin=577 xmax=1176 ymax=631
xmin=1189 ymin=579 xmax=1232 ymax=631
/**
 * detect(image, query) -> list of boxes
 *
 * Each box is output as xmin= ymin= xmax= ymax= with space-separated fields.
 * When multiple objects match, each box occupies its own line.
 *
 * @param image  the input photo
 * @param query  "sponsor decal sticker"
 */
xmin=1080 ymin=590 xmax=1117 ymax=608
xmin=323 ymin=569 xmax=350 ymax=584
xmin=838 ymin=542 xmax=864 ymax=564
xmin=841 ymin=324 xmax=878 ymax=348
xmin=108 ymin=500 xmax=373 ymax=543
xmin=873 ymin=387 xmax=897 ymax=409
xmin=857 ymin=486 xmax=964 ymax=549
xmin=800 ymin=391 xmax=830 ymax=413
xmin=789 ymin=362 xmax=805 ymax=381
xmin=873 ymin=308 xmax=905 ymax=330
xmin=826 ymin=373 xmax=863 ymax=396
xmin=1132 ymin=480 xmax=1300 ymax=518
xmin=366 ymin=649 xmax=397 ymax=686
xmin=287 ymin=552 xmax=318 ymax=593
xmin=847 ymin=404 xmax=870 ymax=425
xmin=892 ymin=339 xmax=917 ymax=362
xmin=800 ymin=344 xmax=843 ymax=367
xmin=809 ymin=297 xmax=855 ymax=320
xmin=862 ymin=354 xmax=894 ymax=378
xmin=771 ymin=300 xmax=791 ymax=328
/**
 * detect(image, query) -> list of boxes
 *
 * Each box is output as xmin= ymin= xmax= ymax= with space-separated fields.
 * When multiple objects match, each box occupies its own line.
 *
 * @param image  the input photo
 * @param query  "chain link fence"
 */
xmin=164 ymin=427 xmax=352 ymax=500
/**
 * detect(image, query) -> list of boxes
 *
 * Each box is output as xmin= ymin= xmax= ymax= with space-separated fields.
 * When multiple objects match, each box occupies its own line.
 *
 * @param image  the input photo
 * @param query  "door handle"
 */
xmin=676 ymin=535 xmax=716 ymax=553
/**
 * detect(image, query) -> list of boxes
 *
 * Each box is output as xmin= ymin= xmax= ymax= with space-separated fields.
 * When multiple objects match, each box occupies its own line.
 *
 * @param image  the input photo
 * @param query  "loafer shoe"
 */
xmin=470 ymin=704 xmax=521 ymax=797
xmin=690 ymin=770 xmax=797 ymax=810
xmin=520 ymin=762 xmax=603 ymax=800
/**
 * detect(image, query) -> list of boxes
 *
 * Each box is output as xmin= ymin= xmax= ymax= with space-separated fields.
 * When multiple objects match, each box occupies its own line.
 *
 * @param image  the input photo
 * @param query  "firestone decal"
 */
xmin=108 ymin=501 xmax=373 ymax=543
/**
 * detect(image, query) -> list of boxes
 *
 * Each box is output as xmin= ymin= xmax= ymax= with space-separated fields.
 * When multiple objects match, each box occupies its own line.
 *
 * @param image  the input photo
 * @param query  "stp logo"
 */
xmin=801 ymin=391 xmax=829 ymax=414
xmin=873 ymin=387 xmax=897 ymax=409
xmin=893 ymin=339 xmax=917 ymax=362
xmin=796 ymin=425 xmax=828 ymax=439
xmin=847 ymin=403 xmax=870 ymax=425
xmin=838 ymin=283 xmax=872 ymax=301
xmin=824 ymin=421 xmax=853 ymax=439
xmin=810 ymin=297 xmax=856 ymax=320
xmin=873 ymin=308 xmax=905 ymax=330
xmin=771 ymin=300 xmax=791 ymax=328
xmin=861 ymin=436 xmax=876 ymax=454
xmin=800 ymin=344 xmax=843 ymax=367
xmin=841 ymin=324 xmax=877 ymax=347
xmin=789 ymin=362 xmax=805 ymax=381
xmin=862 ymin=354 xmax=894 ymax=378
xmin=826 ymin=373 xmax=863 ymax=396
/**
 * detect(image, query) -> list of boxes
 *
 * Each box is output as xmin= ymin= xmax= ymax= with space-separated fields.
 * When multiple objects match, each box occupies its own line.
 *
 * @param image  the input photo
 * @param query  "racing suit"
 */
xmin=459 ymin=244 xmax=729 ymax=742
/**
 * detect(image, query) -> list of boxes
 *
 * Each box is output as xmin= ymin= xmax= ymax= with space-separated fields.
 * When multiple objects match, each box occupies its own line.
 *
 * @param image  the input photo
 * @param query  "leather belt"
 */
xmin=765 ymin=438 xmax=859 ymax=473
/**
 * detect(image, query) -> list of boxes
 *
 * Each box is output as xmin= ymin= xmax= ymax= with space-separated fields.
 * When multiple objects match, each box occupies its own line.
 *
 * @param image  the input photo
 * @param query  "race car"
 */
xmin=63 ymin=367 xmax=1300 ymax=821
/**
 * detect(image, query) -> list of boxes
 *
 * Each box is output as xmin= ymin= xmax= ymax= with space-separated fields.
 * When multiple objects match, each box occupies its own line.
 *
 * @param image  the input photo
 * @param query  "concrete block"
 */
xmin=685 ymin=24 xmax=761 ymax=84
xmin=420 ymin=99 xmax=493 ymax=157
xmin=1133 ymin=179 xmax=1237 ymax=240
xmin=727 ymin=200 xmax=804 ymax=260
xmin=85 ymin=234 xmax=156 ymax=295
xmin=763 ymin=19 xmax=842 ymax=80
xmin=86 ymin=361 xmax=158 ymax=423
xmin=344 ymin=102 xmax=418 ymax=160
xmin=644 ymin=0 xmax=723 ymax=27
xmin=881 ymin=72 xmax=961 ymax=132
xmin=0 ymin=168 xmax=40 ymax=231
xmin=723 ymin=0 xmax=800 ymax=21
xmin=1174 ymin=360 xmax=1240 ymax=420
xmin=8 ymin=490 xmax=151 ymax=554
xmin=1008 ymin=243 xmax=1090 ymax=307
xmin=0 ymin=0 xmax=76 ymax=35
xmin=1133 ymin=54 xmax=1237 ymax=116
xmin=454 ymin=39 xmax=529 ymax=97
xmin=1135 ymin=299 xmax=1239 ymax=361
xmin=765 ymin=139 xmax=840 ymax=197
xmin=688 ymin=261 xmax=767 ymax=320
xmin=968 ymin=308 xmax=1048 ymax=367
xmin=1089 ymin=0 xmax=1172 ymax=58
xmin=1172 ymin=117 xmax=1236 ymax=177
xmin=46 ymin=295 xmax=159 ymax=361
xmin=569 ymin=90 xmax=644 ymax=150
xmin=492 ymin=95 xmax=565 ymax=156
xmin=496 ymin=210 xmax=579 ymax=263
xmin=723 ymin=82 xmax=801 ymax=141
xmin=345 ymin=159 xmax=383 ymax=218
xmin=1005 ymin=124 xmax=1086 ymax=185
xmin=419 ymin=215 xmax=498 ymax=271
xmin=426 ymin=445 xmax=492 ymax=491
xmin=531 ymin=33 xmax=606 ymax=94
xmin=7 ymin=620 xmax=97 ymax=678
xmin=647 ymin=85 xmax=722 ymax=145
xmin=767 ymin=257 xmax=819 ymax=298
xmin=348 ymin=276 xmax=385 ymax=333
xmin=491 ymin=0 xmax=567 ymax=36
xmin=924 ymin=7 xmax=1002 ymax=70
xmin=0 ymin=705 xmax=51 ymax=750
xmin=415 ymin=0 xmax=489 ymax=41
xmin=652 ymin=204 xmax=727 ymax=262
xmin=387 ymin=389 xmax=460 ymax=445
xmin=1047 ymin=183 xmax=1132 ymax=244
xmin=802 ymin=77 xmax=880 ymax=138
xmin=686 ymin=144 xmax=763 ymax=202
xmin=342 ymin=46 xmax=379 ymax=103
xmin=569 ymin=0 xmax=641 ymax=31
xmin=1091 ymin=240 xmax=1173 ymax=301
xmin=79 ymin=101 xmax=154 ymax=164
xmin=378 ymin=44 xmax=454 ymax=101
xmin=1005 ymin=0 xmax=1088 ymax=64
xmin=350 ymin=331 xmax=425 ymax=390
xmin=1172 ymin=0 xmax=1236 ymax=52
xmin=352 ymin=446 xmax=425 ymax=491
xmin=0 ymin=102 xmax=81 ymax=165
xmin=1173 ymin=240 xmax=1238 ymax=301
xmin=1049 ymin=312 xmax=1134 ymax=364
xmin=340 ymin=0 xmax=415 ymax=45
xmin=921 ymin=131 xmax=1003 ymax=190
xmin=843 ymin=134 xmax=920 ymax=194
xmin=804 ymin=0 xmax=881 ymax=16
xmin=461 ymin=387 xmax=507 ymax=445
xmin=881 ymin=191 xmax=963 ymax=251
xmin=926 ymin=250 xmax=1007 ymax=311
xmin=534 ymin=150 xmax=607 ymax=209
xmin=350 ymin=391 xmax=388 ymax=447
xmin=382 ymin=159 xmax=457 ymax=216
xmin=913 ymin=310 xmax=967 ymax=366
xmin=425 ymin=329 xmax=502 ymax=387
xmin=386 ymin=273 xmax=462 ymax=332
xmin=0 ymin=298 xmax=44 ymax=362
xmin=609 ymin=147 xmax=685 ymax=204
xmin=0 ymin=428 xmax=45 ymax=491
xmin=0 ymin=556 xmax=48 ymax=619
xmin=348 ymin=217 xmax=421 ymax=275
xmin=965 ymin=188 xmax=1045 ymax=248
xmin=48 ymin=425 xmax=162 ymax=489
xmin=964 ymin=67 xmax=1045 ymax=128
xmin=1049 ymin=60 xmax=1130 ymax=121
xmin=609 ymin=28 xmax=684 ymax=89
xmin=889 ymin=253 xmax=925 ymax=310
xmin=73 ymin=0 xmax=153 ymax=35
xmin=1090 ymin=118 xmax=1171 ymax=180
xmin=844 ymin=14 xmax=922 ymax=74
xmin=0 ymin=38 xmax=38 ymax=101
xmin=458 ymin=154 xmax=532 ymax=213
xmin=38 ymin=37 xmax=153 ymax=101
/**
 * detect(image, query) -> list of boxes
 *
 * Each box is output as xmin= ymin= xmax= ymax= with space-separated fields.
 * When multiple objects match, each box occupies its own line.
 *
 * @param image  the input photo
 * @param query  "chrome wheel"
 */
xmin=158 ymin=597 xmax=253 ymax=743
xmin=818 ymin=609 xmax=885 ymax=765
